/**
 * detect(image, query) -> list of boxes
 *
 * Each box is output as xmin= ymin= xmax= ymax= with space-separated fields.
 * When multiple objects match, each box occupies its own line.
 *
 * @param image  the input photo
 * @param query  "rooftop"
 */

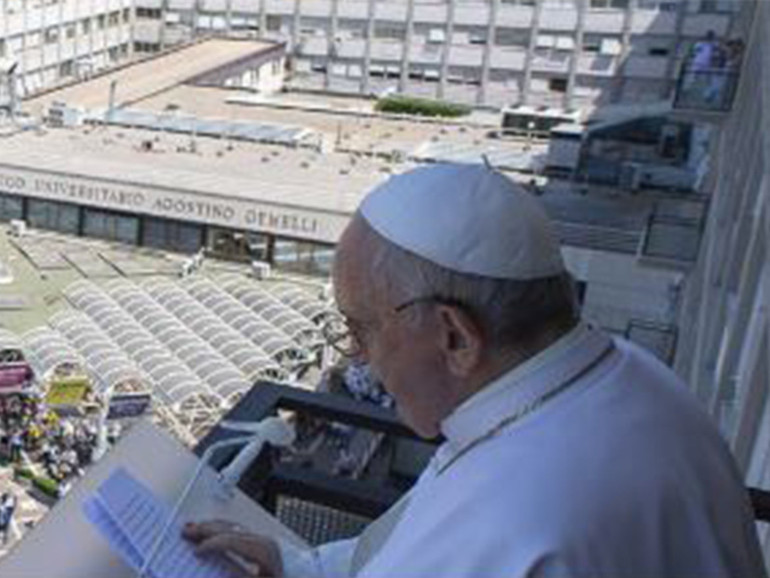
xmin=24 ymin=38 xmax=279 ymax=116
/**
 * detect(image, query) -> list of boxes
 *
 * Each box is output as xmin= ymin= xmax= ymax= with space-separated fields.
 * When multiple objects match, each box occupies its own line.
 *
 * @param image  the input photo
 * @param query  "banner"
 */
xmin=107 ymin=393 xmax=153 ymax=420
xmin=45 ymin=378 xmax=90 ymax=406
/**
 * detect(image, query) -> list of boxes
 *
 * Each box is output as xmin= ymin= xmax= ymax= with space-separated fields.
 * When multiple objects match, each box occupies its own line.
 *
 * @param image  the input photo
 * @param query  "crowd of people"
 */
xmin=0 ymin=393 xmax=100 ymax=496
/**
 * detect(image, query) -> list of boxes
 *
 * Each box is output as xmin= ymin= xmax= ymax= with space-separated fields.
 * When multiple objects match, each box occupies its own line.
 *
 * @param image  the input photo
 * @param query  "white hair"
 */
xmin=346 ymin=215 xmax=580 ymax=352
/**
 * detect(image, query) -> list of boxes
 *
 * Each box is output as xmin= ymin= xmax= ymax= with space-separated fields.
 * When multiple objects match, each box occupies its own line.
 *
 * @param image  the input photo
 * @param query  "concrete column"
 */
xmin=564 ymin=0 xmax=587 ymax=110
xmin=2 ymin=0 xmax=7 ymax=55
xmin=291 ymin=0 xmax=301 ymax=52
xmin=103 ymin=0 xmax=111 ymax=63
xmin=127 ymin=0 xmax=135 ymax=59
xmin=709 ymin=206 xmax=765 ymax=416
xmin=88 ymin=0 xmax=95 ymax=63
xmin=662 ymin=0 xmax=689 ymax=99
xmin=361 ymin=0 xmax=376 ymax=95
xmin=610 ymin=0 xmax=636 ymax=104
xmin=325 ymin=0 xmax=339 ymax=90
xmin=57 ymin=0 xmax=64 ymax=79
xmin=21 ymin=0 xmax=28 ymax=81
xmin=41 ymin=0 xmax=47 ymax=75
xmin=74 ymin=0 xmax=81 ymax=71
xmin=259 ymin=0 xmax=267 ymax=40
xmin=159 ymin=0 xmax=168 ymax=49
xmin=437 ymin=0 xmax=455 ymax=100
xmin=520 ymin=0 xmax=543 ymax=106
xmin=226 ymin=0 xmax=232 ymax=34
xmin=193 ymin=0 xmax=201 ymax=38
xmin=476 ymin=0 xmax=498 ymax=106
xmin=399 ymin=0 xmax=415 ymax=93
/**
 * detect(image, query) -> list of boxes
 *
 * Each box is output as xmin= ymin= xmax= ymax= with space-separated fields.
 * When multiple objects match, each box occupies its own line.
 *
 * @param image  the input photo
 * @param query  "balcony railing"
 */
xmin=673 ymin=69 xmax=740 ymax=112
xmin=673 ymin=43 xmax=743 ymax=113
xmin=196 ymin=380 xmax=770 ymax=545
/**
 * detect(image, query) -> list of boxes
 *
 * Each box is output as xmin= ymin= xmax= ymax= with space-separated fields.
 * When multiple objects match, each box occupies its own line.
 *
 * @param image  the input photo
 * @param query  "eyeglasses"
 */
xmin=323 ymin=295 xmax=466 ymax=358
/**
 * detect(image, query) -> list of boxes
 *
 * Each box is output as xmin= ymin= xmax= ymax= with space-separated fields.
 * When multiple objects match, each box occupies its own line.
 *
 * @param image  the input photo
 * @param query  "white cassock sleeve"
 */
xmin=279 ymin=537 xmax=358 ymax=578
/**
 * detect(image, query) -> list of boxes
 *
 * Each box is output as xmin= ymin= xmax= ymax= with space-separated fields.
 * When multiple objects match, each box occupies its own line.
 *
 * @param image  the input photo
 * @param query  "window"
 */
xmin=469 ymin=31 xmax=488 ymax=45
xmin=97 ymin=15 xmax=106 ymax=30
xmin=590 ymin=0 xmax=629 ymax=7
xmin=123 ymin=7 xmax=131 ymax=22
xmin=0 ymin=193 xmax=23 ymax=222
xmin=82 ymin=18 xmax=91 ymax=34
xmin=549 ymin=77 xmax=568 ymax=92
xmin=273 ymin=239 xmax=334 ymax=277
xmin=600 ymin=38 xmax=623 ymax=55
xmin=700 ymin=0 xmax=740 ymax=13
xmin=582 ymin=35 xmax=602 ymax=53
xmin=428 ymin=28 xmax=446 ymax=44
xmin=207 ymin=228 xmax=269 ymax=262
xmin=66 ymin=25 xmax=76 ymax=39
xmin=83 ymin=209 xmax=139 ymax=245
xmin=143 ymin=217 xmax=202 ymax=254
xmin=133 ymin=42 xmax=160 ymax=53
xmin=108 ymin=11 xmax=121 ymax=26
xmin=27 ymin=200 xmax=79 ymax=235
xmin=136 ymin=7 xmax=161 ymax=19
xmin=374 ymin=22 xmax=406 ymax=41
xmin=495 ymin=28 xmax=528 ymax=47
xmin=44 ymin=27 xmax=59 ymax=44
xmin=266 ymin=15 xmax=281 ymax=32
xmin=59 ymin=60 xmax=74 ymax=77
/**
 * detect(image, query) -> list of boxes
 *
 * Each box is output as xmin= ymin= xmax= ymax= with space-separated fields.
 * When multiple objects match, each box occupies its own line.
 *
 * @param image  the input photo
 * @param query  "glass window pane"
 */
xmin=116 ymin=215 xmax=139 ymax=244
xmin=273 ymin=239 xmax=333 ymax=277
xmin=59 ymin=204 xmax=79 ymax=234
xmin=142 ymin=217 xmax=201 ymax=253
xmin=0 ymin=193 xmax=22 ymax=222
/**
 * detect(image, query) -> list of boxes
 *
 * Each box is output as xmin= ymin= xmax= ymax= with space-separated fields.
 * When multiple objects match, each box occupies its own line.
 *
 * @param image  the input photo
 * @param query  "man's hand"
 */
xmin=182 ymin=520 xmax=284 ymax=578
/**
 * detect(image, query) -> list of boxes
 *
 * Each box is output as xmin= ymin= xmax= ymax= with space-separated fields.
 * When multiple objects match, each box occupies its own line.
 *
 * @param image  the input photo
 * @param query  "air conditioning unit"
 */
xmin=9 ymin=219 xmax=26 ymax=237
xmin=251 ymin=261 xmax=272 ymax=280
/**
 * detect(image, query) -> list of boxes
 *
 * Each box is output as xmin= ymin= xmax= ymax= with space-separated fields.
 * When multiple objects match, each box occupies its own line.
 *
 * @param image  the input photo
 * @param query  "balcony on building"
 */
xmin=672 ymin=39 xmax=743 ymax=113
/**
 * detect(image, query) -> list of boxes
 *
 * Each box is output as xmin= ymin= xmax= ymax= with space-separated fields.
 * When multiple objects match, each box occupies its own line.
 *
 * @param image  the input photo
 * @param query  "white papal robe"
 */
xmin=281 ymin=323 xmax=766 ymax=577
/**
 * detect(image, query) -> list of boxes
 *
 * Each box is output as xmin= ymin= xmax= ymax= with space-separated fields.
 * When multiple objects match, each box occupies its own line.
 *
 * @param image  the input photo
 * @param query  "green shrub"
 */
xmin=375 ymin=95 xmax=471 ymax=118
xmin=32 ymin=476 xmax=60 ymax=499
xmin=14 ymin=466 xmax=35 ymax=480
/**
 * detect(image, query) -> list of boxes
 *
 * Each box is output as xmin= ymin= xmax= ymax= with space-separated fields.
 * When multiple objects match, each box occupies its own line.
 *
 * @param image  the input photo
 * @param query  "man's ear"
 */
xmin=435 ymin=305 xmax=485 ymax=378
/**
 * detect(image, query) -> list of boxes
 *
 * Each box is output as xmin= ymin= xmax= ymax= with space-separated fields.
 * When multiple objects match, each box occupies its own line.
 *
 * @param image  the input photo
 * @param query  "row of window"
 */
xmin=0 ymin=194 xmax=332 ymax=276
xmin=0 ymin=10 xmax=130 ymax=58
xmin=42 ymin=10 xmax=130 ymax=44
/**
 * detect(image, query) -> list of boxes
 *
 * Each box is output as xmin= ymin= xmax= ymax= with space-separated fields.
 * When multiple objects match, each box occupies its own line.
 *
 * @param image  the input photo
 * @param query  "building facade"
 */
xmin=0 ymin=0 xmax=133 ymax=101
xmin=0 ymin=0 xmax=739 ymax=111
xmin=131 ymin=0 xmax=738 ymax=110
xmin=673 ymin=0 xmax=770 ymax=560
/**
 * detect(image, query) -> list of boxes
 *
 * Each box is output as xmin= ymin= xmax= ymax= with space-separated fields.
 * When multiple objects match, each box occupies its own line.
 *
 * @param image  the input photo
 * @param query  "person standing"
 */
xmin=185 ymin=164 xmax=765 ymax=577
xmin=0 ymin=493 xmax=17 ymax=546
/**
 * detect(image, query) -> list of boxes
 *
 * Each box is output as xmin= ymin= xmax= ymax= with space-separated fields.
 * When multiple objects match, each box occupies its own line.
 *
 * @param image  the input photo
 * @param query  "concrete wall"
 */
xmin=674 ymin=0 xmax=770 ymax=562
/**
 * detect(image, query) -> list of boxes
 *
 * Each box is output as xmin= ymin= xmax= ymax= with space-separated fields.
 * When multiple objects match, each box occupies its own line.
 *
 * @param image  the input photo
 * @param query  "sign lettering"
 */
xmin=0 ymin=167 xmax=347 ymax=244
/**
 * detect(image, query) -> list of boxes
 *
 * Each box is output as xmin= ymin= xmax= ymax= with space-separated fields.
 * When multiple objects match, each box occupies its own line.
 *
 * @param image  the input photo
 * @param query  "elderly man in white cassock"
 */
xmin=184 ymin=163 xmax=766 ymax=577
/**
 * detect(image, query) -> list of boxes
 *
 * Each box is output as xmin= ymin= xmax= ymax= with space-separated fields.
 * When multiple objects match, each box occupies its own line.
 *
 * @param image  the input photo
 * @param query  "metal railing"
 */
xmin=673 ymin=44 xmax=743 ymax=113
xmin=196 ymin=380 xmax=770 ymax=539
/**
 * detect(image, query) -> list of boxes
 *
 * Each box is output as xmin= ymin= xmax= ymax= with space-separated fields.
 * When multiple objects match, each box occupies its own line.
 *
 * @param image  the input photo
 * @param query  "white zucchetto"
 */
xmin=359 ymin=163 xmax=565 ymax=280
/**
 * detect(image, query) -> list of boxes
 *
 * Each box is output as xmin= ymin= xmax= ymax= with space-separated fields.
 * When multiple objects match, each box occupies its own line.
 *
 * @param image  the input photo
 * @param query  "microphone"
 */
xmin=216 ymin=417 xmax=296 ymax=499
